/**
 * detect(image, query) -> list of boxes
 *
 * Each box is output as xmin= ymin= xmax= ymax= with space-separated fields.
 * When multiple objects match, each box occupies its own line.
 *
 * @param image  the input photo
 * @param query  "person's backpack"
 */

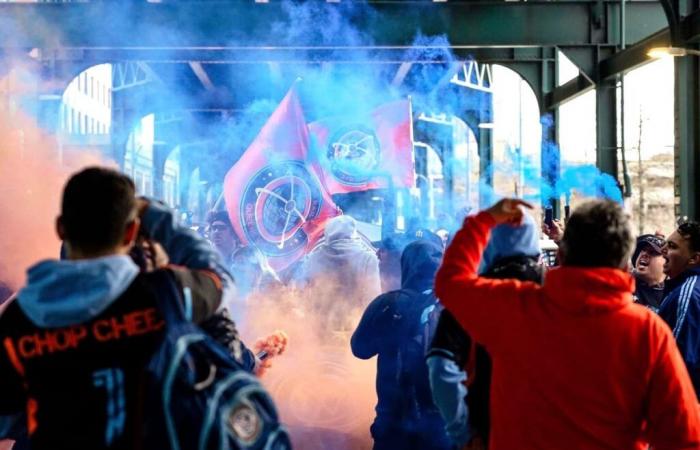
xmin=394 ymin=288 xmax=443 ymax=420
xmin=142 ymin=271 xmax=291 ymax=450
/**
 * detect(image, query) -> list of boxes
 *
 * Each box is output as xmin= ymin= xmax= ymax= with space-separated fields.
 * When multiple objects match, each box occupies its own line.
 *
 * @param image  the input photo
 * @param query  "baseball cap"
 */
xmin=631 ymin=234 xmax=665 ymax=267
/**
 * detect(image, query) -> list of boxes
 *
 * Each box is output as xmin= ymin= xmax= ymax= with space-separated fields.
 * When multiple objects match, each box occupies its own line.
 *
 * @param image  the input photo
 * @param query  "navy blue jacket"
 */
xmin=0 ymin=201 xmax=252 ymax=448
xmin=659 ymin=267 xmax=700 ymax=398
xmin=351 ymin=241 xmax=446 ymax=427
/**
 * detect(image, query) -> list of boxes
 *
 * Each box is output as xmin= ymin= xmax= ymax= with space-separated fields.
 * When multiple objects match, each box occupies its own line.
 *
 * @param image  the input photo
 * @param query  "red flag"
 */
xmin=308 ymin=99 xmax=415 ymax=194
xmin=223 ymin=85 xmax=340 ymax=271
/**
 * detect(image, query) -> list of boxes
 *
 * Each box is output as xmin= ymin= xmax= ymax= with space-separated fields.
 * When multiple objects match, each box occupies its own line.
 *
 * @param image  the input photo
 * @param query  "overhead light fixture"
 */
xmin=647 ymin=46 xmax=700 ymax=58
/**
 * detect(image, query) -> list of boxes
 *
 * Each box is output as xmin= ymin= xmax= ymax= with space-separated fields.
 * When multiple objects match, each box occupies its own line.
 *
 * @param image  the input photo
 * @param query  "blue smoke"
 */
xmin=4 ymin=0 xmax=624 ymax=227
xmin=540 ymin=115 xmax=623 ymax=204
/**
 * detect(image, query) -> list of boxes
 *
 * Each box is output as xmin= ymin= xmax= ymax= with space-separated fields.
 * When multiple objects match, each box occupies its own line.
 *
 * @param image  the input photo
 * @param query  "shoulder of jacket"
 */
xmin=0 ymin=299 xmax=18 ymax=319
xmin=643 ymin=312 xmax=679 ymax=354
xmin=0 ymin=300 xmax=28 ymax=334
xmin=684 ymin=274 xmax=700 ymax=291
xmin=369 ymin=290 xmax=409 ymax=307
xmin=668 ymin=274 xmax=699 ymax=295
xmin=361 ymin=249 xmax=379 ymax=264
xmin=619 ymin=304 xmax=670 ymax=343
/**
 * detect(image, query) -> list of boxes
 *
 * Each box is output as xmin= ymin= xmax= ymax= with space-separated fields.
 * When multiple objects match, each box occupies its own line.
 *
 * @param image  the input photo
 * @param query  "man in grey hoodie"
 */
xmin=0 ymin=167 xmax=235 ymax=450
xmin=298 ymin=215 xmax=382 ymax=330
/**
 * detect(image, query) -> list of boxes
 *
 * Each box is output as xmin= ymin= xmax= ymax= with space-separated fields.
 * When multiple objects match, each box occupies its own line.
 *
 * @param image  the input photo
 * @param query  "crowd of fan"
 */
xmin=0 ymin=166 xmax=699 ymax=450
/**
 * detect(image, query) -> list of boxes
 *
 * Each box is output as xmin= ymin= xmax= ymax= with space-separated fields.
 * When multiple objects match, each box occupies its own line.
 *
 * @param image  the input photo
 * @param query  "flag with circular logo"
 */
xmin=308 ymin=99 xmax=415 ymax=194
xmin=223 ymin=85 xmax=340 ymax=271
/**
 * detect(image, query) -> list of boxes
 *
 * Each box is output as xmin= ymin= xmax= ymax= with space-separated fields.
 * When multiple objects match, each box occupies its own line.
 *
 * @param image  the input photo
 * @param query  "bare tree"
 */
xmin=637 ymin=107 xmax=645 ymax=235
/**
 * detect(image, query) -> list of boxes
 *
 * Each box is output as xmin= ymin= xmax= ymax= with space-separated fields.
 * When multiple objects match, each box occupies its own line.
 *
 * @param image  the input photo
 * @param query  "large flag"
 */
xmin=308 ymin=99 xmax=415 ymax=194
xmin=223 ymin=85 xmax=340 ymax=270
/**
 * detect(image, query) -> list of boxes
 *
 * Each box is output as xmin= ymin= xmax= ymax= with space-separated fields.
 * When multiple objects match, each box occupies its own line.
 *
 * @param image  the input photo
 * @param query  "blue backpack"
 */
xmin=144 ymin=271 xmax=291 ymax=450
xmin=394 ymin=288 xmax=443 ymax=421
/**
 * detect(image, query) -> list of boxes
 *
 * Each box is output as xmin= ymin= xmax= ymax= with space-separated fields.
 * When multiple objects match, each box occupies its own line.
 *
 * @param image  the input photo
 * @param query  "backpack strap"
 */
xmin=394 ymin=288 xmax=441 ymax=419
xmin=132 ymin=270 xmax=191 ymax=450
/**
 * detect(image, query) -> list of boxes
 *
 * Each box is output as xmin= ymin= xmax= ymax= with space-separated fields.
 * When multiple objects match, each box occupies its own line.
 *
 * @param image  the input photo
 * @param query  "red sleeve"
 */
xmin=435 ymin=211 xmax=539 ymax=349
xmin=645 ymin=321 xmax=700 ymax=449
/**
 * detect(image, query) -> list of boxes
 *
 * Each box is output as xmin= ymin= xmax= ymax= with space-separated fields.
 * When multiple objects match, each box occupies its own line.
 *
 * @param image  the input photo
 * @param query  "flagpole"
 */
xmin=216 ymin=79 xmax=304 ymax=215
xmin=382 ymin=96 xmax=413 ymax=241
xmin=406 ymin=94 xmax=416 ymax=231
xmin=213 ymin=192 xmax=225 ymax=211
xmin=408 ymin=95 xmax=415 ymax=147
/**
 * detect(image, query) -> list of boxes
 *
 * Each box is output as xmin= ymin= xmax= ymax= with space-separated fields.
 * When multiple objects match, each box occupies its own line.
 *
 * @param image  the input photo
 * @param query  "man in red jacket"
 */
xmin=435 ymin=198 xmax=700 ymax=450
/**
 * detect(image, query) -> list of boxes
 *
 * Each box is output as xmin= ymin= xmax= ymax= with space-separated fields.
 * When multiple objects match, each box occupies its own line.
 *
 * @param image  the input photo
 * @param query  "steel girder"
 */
xmin=0 ymin=1 xmax=668 ymax=118
xmin=0 ymin=1 xmax=665 ymax=54
xmin=547 ymin=5 xmax=700 ymax=110
xmin=0 ymin=0 xmax=684 ymax=215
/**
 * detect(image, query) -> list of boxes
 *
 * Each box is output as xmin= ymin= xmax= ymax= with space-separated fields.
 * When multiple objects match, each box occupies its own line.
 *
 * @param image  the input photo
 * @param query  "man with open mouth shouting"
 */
xmin=631 ymin=234 xmax=666 ymax=311
xmin=659 ymin=220 xmax=700 ymax=399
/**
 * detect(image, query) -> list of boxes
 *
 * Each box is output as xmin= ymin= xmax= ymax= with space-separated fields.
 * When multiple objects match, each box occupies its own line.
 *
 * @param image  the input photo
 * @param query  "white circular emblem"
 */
xmin=327 ymin=125 xmax=381 ymax=186
xmin=228 ymin=403 xmax=262 ymax=445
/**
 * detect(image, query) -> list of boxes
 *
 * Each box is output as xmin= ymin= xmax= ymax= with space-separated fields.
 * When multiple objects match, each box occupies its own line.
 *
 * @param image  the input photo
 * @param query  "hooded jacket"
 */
xmin=478 ymin=213 xmax=541 ymax=274
xmin=659 ymin=266 xmax=700 ymax=397
xmin=435 ymin=211 xmax=700 ymax=450
xmin=351 ymin=241 xmax=448 ymax=440
xmin=0 ymin=200 xmax=234 ymax=449
xmin=299 ymin=216 xmax=381 ymax=323
xmin=428 ymin=215 xmax=543 ymax=447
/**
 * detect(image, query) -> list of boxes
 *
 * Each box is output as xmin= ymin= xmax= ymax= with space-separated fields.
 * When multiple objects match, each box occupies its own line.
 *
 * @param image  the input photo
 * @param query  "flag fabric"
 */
xmin=223 ymin=85 xmax=340 ymax=271
xmin=308 ymin=99 xmax=415 ymax=194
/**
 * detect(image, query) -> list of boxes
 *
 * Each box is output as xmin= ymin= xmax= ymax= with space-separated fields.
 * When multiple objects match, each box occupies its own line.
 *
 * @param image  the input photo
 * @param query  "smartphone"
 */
xmin=256 ymin=350 xmax=269 ymax=361
xmin=544 ymin=207 xmax=554 ymax=228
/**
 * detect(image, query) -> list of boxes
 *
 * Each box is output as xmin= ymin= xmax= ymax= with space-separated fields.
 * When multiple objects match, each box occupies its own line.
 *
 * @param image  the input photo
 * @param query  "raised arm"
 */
xmin=435 ymin=199 xmax=537 ymax=347
xmin=140 ymin=200 xmax=231 ymax=279
xmin=139 ymin=199 xmax=235 ymax=315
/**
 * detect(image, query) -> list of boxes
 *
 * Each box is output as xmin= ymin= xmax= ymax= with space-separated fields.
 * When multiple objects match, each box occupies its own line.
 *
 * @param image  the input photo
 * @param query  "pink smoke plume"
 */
xmin=0 ymin=76 xmax=112 ymax=290
xmin=240 ymin=278 xmax=377 ymax=450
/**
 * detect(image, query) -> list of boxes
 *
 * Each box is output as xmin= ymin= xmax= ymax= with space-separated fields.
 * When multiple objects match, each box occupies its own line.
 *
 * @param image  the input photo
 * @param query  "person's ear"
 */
xmin=123 ymin=218 xmax=141 ymax=247
xmin=56 ymin=216 xmax=66 ymax=240
xmin=689 ymin=251 xmax=700 ymax=267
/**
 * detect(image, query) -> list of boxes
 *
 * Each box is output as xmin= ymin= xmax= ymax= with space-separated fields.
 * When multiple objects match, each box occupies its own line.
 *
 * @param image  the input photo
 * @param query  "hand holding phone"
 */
xmin=544 ymin=207 xmax=554 ymax=228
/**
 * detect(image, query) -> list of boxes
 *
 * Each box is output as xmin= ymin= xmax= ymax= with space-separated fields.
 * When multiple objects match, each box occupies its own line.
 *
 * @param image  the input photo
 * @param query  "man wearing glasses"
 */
xmin=660 ymin=220 xmax=700 ymax=398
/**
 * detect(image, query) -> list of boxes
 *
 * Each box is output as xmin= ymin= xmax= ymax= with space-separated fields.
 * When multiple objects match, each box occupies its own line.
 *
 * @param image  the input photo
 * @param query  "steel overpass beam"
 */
xmin=0 ymin=1 xmax=666 ymax=53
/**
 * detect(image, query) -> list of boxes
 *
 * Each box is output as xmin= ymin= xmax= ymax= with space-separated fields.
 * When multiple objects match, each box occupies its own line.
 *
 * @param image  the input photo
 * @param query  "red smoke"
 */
xmin=0 ymin=63 xmax=380 ymax=450
xmin=241 ymin=279 xmax=377 ymax=450
xmin=0 ymin=70 xmax=111 ymax=290
xmin=253 ymin=330 xmax=289 ymax=377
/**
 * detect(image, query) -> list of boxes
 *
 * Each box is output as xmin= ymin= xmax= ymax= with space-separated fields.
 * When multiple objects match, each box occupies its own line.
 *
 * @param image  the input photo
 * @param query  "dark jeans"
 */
xmin=371 ymin=414 xmax=454 ymax=450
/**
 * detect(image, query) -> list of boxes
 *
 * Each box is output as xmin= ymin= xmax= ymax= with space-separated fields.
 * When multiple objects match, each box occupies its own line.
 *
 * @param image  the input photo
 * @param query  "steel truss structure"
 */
xmin=0 ymin=0 xmax=697 ymax=218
